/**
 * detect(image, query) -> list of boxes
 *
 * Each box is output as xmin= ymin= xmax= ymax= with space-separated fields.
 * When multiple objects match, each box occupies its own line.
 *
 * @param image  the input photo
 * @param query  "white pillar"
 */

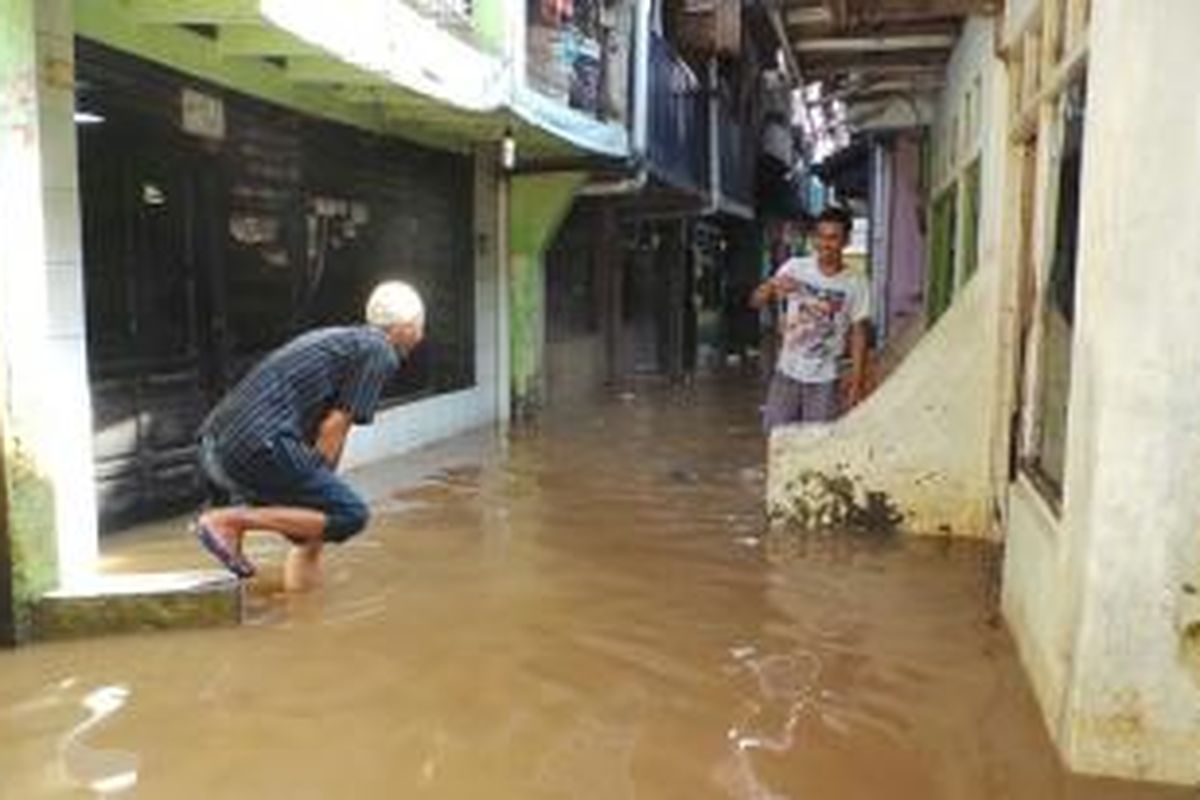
xmin=0 ymin=0 xmax=98 ymax=588
xmin=474 ymin=144 xmax=510 ymax=427
xmin=494 ymin=161 xmax=512 ymax=427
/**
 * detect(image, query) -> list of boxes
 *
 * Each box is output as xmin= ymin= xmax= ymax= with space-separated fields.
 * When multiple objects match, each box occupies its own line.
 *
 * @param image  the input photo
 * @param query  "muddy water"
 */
xmin=0 ymin=380 xmax=1192 ymax=799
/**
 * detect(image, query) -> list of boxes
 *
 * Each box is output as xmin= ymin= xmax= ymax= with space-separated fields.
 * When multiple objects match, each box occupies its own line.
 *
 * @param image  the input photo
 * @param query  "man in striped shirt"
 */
xmin=193 ymin=281 xmax=425 ymax=591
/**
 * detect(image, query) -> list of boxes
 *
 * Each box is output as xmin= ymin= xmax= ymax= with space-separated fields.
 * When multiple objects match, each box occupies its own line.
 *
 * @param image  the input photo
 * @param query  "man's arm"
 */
xmin=749 ymin=277 xmax=776 ymax=309
xmin=749 ymin=273 xmax=799 ymax=309
xmin=845 ymin=320 xmax=870 ymax=407
xmin=314 ymin=408 xmax=354 ymax=469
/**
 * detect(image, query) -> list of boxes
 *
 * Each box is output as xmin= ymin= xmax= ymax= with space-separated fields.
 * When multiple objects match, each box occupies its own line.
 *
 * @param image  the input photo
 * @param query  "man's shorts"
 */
xmin=198 ymin=435 xmax=369 ymax=543
xmin=762 ymin=373 xmax=841 ymax=432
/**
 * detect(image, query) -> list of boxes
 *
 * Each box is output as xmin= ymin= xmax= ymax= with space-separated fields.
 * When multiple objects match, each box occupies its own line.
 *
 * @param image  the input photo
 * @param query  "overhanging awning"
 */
xmin=74 ymin=0 xmax=616 ymax=159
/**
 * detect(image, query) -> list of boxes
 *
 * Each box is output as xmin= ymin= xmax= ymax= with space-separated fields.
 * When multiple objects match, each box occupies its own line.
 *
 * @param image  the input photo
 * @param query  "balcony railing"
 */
xmin=646 ymin=34 xmax=708 ymax=192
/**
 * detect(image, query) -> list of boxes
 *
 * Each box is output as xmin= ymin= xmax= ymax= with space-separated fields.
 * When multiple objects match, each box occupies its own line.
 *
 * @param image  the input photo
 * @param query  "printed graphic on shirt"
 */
xmin=772 ymin=257 xmax=868 ymax=383
xmin=783 ymin=281 xmax=850 ymax=365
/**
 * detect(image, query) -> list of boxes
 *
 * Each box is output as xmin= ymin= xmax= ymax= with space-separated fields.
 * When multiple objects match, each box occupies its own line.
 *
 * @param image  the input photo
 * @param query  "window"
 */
xmin=927 ymin=69 xmax=985 ymax=324
xmin=948 ymin=114 xmax=960 ymax=175
xmin=961 ymin=158 xmax=982 ymax=282
xmin=1004 ymin=0 xmax=1090 ymax=508
xmin=1027 ymin=77 xmax=1086 ymax=497
xmin=928 ymin=184 xmax=958 ymax=323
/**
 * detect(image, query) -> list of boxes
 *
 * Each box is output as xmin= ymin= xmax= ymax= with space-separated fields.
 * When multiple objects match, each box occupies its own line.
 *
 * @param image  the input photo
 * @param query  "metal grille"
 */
xmin=78 ymin=40 xmax=475 ymax=529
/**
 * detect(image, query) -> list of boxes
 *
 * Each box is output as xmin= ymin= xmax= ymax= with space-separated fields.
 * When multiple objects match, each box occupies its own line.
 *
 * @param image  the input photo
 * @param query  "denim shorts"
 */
xmin=198 ymin=435 xmax=369 ymax=543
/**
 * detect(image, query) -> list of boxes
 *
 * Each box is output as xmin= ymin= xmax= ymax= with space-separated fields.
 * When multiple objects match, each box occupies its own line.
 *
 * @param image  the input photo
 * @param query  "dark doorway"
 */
xmin=80 ymin=115 xmax=218 ymax=530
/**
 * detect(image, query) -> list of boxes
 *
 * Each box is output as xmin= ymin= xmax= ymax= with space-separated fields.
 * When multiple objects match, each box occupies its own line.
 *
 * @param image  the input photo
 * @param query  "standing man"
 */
xmin=750 ymin=206 xmax=870 ymax=431
xmin=193 ymin=280 xmax=425 ymax=591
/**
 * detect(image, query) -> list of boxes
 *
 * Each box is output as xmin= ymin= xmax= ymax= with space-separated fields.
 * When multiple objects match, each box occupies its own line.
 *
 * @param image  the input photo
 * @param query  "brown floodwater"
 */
xmin=0 ymin=379 xmax=1194 ymax=799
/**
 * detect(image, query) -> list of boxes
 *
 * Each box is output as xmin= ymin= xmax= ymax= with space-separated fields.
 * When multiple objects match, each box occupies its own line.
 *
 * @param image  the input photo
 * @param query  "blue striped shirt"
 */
xmin=200 ymin=326 xmax=399 ymax=476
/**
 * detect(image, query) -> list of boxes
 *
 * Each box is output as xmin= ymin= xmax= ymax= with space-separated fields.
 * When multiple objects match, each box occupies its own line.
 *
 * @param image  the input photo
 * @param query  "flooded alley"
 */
xmin=0 ymin=380 xmax=1191 ymax=799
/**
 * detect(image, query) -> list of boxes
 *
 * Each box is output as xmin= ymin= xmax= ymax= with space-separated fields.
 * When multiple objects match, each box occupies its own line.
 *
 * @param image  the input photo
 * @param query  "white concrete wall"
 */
xmin=1027 ymin=0 xmax=1200 ymax=783
xmin=1001 ymin=476 xmax=1072 ymax=735
xmin=767 ymin=18 xmax=1009 ymax=539
xmin=342 ymin=151 xmax=508 ymax=468
xmin=0 ymin=0 xmax=99 ymax=583
xmin=769 ymin=267 xmax=999 ymax=535
xmin=932 ymin=18 xmax=999 ymax=206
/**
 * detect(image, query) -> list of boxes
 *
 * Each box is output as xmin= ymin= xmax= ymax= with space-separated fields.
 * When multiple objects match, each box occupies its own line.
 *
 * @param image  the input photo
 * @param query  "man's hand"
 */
xmin=845 ymin=377 xmax=866 ymax=408
xmin=749 ymin=274 xmax=801 ymax=309
xmin=772 ymin=274 xmax=800 ymax=295
xmin=845 ymin=321 xmax=870 ymax=410
xmin=314 ymin=408 xmax=353 ymax=469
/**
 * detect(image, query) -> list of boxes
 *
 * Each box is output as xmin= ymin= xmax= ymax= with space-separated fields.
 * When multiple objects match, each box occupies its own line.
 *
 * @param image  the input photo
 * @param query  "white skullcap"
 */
xmin=365 ymin=281 xmax=425 ymax=329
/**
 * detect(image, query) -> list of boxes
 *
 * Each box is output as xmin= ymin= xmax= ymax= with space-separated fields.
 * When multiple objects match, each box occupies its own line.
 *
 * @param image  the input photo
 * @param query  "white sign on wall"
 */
xmin=181 ymin=88 xmax=226 ymax=140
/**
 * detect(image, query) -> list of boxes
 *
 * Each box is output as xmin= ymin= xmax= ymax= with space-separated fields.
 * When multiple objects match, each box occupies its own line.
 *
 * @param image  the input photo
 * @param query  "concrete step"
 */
xmin=31 ymin=571 xmax=242 ymax=641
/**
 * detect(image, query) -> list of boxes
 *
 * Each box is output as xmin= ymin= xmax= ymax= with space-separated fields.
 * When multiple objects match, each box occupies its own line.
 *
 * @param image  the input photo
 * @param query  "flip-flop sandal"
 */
xmin=193 ymin=521 xmax=256 ymax=579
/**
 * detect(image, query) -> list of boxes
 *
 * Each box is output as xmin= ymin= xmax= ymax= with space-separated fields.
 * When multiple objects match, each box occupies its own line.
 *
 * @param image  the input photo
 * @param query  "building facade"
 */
xmin=0 ymin=0 xmax=599 ymax=639
xmin=769 ymin=0 xmax=1200 ymax=785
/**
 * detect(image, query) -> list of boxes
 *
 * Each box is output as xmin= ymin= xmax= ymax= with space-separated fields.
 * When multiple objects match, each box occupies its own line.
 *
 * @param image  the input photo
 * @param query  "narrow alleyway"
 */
xmin=0 ymin=378 xmax=1190 ymax=799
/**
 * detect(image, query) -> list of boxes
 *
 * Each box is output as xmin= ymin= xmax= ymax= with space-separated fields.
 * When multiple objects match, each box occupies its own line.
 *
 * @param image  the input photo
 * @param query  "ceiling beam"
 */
xmin=336 ymin=87 xmax=505 ymax=141
xmin=216 ymin=25 xmax=323 ymax=57
xmin=794 ymin=33 xmax=956 ymax=52
xmin=798 ymin=62 xmax=949 ymax=83
xmin=785 ymin=0 xmax=996 ymax=31
xmin=839 ymin=86 xmax=941 ymax=105
xmin=333 ymin=86 xmax=430 ymax=111
xmin=787 ymin=17 xmax=961 ymax=37
xmin=797 ymin=47 xmax=950 ymax=67
xmin=379 ymin=109 xmax=500 ymax=145
xmin=125 ymin=0 xmax=263 ymax=25
xmin=285 ymin=56 xmax=389 ymax=85
xmin=785 ymin=5 xmax=834 ymax=27
xmin=846 ymin=0 xmax=998 ymax=16
xmin=827 ymin=76 xmax=945 ymax=98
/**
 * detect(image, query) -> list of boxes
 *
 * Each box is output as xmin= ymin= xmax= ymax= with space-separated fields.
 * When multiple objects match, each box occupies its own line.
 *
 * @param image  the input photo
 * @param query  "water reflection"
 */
xmin=0 ymin=379 xmax=1193 ymax=798
xmin=60 ymin=685 xmax=139 ymax=795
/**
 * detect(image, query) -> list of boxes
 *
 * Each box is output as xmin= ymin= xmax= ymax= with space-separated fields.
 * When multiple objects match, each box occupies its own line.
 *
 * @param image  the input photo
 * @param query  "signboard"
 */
xmin=181 ymin=88 xmax=225 ymax=140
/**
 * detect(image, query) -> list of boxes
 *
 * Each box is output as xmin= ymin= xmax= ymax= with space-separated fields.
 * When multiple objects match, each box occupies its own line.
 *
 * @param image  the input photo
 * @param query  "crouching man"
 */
xmin=193 ymin=281 xmax=425 ymax=591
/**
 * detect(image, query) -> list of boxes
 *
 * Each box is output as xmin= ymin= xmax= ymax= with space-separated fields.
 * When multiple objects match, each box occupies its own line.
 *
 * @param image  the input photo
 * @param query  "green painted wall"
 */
xmin=75 ymin=0 xmax=389 ymax=133
xmin=4 ymin=445 xmax=58 ymax=641
xmin=74 ymin=0 xmax=506 ymax=153
xmin=508 ymin=173 xmax=585 ymax=418
xmin=473 ymin=0 xmax=507 ymax=53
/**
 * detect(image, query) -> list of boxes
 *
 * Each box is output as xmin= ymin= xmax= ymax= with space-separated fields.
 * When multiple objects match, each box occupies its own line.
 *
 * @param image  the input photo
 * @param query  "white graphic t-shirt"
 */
xmin=774 ymin=256 xmax=870 ymax=384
